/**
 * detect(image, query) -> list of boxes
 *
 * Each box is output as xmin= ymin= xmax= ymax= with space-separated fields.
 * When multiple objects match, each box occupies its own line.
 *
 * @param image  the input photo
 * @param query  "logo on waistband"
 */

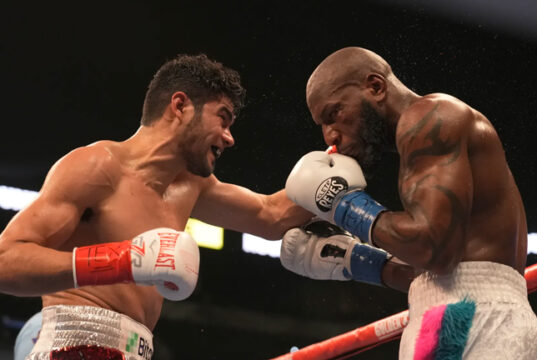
xmin=126 ymin=331 xmax=153 ymax=359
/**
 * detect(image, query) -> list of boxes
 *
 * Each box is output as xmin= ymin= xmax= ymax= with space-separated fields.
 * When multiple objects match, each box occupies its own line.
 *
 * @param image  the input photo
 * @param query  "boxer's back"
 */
xmin=42 ymin=141 xmax=204 ymax=330
xmin=464 ymin=105 xmax=527 ymax=273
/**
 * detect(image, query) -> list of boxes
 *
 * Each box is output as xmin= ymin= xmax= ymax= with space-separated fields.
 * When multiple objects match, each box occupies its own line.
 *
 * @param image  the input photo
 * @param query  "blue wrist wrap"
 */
xmin=333 ymin=191 xmax=386 ymax=244
xmin=342 ymin=243 xmax=389 ymax=286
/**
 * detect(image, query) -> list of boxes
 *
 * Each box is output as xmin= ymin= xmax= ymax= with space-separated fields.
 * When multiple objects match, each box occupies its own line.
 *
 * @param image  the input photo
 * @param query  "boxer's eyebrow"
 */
xmin=319 ymin=103 xmax=340 ymax=125
xmin=219 ymin=106 xmax=234 ymax=126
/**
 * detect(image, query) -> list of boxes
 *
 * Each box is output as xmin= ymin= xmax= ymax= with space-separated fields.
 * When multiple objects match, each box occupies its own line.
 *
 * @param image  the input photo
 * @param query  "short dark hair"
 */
xmin=141 ymin=54 xmax=246 ymax=125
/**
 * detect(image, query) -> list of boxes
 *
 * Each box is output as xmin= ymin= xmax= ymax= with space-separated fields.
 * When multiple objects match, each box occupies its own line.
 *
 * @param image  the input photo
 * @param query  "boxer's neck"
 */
xmin=384 ymin=84 xmax=421 ymax=144
xmin=122 ymin=123 xmax=187 ymax=193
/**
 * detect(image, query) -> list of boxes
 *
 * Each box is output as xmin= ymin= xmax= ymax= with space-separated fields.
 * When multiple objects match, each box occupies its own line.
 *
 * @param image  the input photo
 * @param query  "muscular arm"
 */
xmin=0 ymin=146 xmax=114 ymax=296
xmin=192 ymin=177 xmax=313 ymax=240
xmin=373 ymin=99 xmax=473 ymax=274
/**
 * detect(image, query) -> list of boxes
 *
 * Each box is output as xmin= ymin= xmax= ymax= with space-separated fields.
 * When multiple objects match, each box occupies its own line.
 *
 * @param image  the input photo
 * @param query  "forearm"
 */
xmin=263 ymin=190 xmax=314 ymax=239
xmin=372 ymin=211 xmax=429 ymax=267
xmin=381 ymin=257 xmax=419 ymax=293
xmin=373 ymin=210 xmax=464 ymax=274
xmin=0 ymin=242 xmax=74 ymax=296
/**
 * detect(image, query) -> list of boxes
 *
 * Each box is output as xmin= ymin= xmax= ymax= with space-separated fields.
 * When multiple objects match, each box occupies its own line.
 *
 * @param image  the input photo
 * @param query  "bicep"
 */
xmin=399 ymin=150 xmax=472 ymax=243
xmin=2 ymin=193 xmax=83 ymax=249
xmin=1 ymin=147 xmax=113 ymax=249
xmin=397 ymin=104 xmax=473 ymax=234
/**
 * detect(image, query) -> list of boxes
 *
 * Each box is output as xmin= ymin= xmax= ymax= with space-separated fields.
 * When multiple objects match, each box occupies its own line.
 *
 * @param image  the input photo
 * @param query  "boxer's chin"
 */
xmin=186 ymin=154 xmax=213 ymax=178
xmin=189 ymin=163 xmax=212 ymax=178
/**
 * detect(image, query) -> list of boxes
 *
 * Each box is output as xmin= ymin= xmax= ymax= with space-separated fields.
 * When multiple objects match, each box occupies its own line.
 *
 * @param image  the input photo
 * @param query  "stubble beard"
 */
xmin=180 ymin=110 xmax=213 ymax=178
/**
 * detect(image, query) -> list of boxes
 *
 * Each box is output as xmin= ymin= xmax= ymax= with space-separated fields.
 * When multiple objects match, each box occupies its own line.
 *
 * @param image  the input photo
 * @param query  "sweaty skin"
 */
xmin=306 ymin=47 xmax=527 ymax=290
xmin=0 ymin=95 xmax=312 ymax=331
xmin=381 ymin=93 xmax=527 ymax=275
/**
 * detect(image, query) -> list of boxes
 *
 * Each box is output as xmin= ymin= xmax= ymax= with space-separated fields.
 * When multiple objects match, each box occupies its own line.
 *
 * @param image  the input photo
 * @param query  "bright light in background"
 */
xmin=185 ymin=218 xmax=223 ymax=250
xmin=1 ymin=184 xmax=536 ymax=256
xmin=0 ymin=185 xmax=38 ymax=211
xmin=528 ymin=233 xmax=537 ymax=254
xmin=242 ymin=233 xmax=281 ymax=258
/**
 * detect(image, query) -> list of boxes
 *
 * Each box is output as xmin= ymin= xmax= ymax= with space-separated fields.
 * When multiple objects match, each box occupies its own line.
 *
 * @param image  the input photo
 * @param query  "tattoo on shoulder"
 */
xmin=399 ymin=104 xmax=461 ymax=169
xmin=394 ymin=104 xmax=470 ymax=266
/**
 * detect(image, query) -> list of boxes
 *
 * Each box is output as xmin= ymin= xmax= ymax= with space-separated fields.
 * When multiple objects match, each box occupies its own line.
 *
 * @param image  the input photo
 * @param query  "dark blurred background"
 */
xmin=1 ymin=0 xmax=536 ymax=359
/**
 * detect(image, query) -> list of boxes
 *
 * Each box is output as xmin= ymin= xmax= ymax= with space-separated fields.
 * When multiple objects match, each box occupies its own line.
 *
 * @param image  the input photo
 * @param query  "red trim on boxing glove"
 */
xmin=74 ymin=240 xmax=134 ymax=287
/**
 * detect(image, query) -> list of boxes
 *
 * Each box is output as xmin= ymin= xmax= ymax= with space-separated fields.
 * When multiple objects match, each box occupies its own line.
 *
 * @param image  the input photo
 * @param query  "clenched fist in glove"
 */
xmin=286 ymin=151 xmax=386 ymax=245
xmin=73 ymin=227 xmax=200 ymax=301
xmin=280 ymin=219 xmax=390 ymax=286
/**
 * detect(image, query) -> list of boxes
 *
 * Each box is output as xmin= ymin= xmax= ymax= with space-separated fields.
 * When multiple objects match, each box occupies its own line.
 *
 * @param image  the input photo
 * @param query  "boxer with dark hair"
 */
xmin=0 ymin=54 xmax=312 ymax=359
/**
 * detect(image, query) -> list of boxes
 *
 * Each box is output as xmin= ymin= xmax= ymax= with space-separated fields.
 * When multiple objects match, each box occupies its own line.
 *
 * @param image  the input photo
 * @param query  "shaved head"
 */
xmin=305 ymin=47 xmax=397 ymax=179
xmin=306 ymin=47 xmax=392 ymax=107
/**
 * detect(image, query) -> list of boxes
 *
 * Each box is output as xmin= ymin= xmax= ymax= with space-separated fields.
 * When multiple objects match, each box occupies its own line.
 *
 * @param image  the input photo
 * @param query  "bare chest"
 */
xmin=62 ymin=177 xmax=200 ymax=249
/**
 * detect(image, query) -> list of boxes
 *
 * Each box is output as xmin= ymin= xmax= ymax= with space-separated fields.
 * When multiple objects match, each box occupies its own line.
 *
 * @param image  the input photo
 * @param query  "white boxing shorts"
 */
xmin=26 ymin=305 xmax=154 ymax=360
xmin=400 ymin=261 xmax=537 ymax=360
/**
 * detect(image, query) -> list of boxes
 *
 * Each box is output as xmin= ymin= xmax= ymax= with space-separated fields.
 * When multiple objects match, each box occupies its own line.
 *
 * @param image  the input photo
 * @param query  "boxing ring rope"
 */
xmin=271 ymin=263 xmax=537 ymax=360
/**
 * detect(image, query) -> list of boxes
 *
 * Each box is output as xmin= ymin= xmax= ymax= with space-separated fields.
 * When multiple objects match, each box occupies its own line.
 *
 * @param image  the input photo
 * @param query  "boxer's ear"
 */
xmin=171 ymin=91 xmax=188 ymax=114
xmin=365 ymin=74 xmax=387 ymax=102
xmin=170 ymin=92 xmax=195 ymax=125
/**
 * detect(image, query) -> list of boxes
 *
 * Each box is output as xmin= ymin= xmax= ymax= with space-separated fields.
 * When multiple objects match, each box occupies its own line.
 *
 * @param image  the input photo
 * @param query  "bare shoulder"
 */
xmin=54 ymin=141 xmax=119 ymax=179
xmin=396 ymin=93 xmax=474 ymax=148
xmin=43 ymin=141 xmax=121 ymax=203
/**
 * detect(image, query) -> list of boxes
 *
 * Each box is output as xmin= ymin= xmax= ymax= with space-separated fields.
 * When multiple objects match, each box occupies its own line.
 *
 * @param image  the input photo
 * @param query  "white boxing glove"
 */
xmin=285 ymin=151 xmax=367 ymax=222
xmin=130 ymin=228 xmax=200 ymax=300
xmin=280 ymin=220 xmax=358 ymax=281
xmin=280 ymin=219 xmax=390 ymax=286
xmin=73 ymin=227 xmax=200 ymax=301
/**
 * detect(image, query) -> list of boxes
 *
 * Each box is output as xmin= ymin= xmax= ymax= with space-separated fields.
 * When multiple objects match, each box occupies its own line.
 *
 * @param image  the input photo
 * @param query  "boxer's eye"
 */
xmin=328 ymin=104 xmax=342 ymax=122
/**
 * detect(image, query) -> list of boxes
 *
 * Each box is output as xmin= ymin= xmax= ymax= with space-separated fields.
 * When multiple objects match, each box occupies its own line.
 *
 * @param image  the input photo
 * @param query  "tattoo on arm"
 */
xmin=389 ymin=103 xmax=468 ymax=267
xmin=388 ymin=182 xmax=466 ymax=267
xmin=400 ymin=104 xmax=461 ymax=168
xmin=399 ymin=104 xmax=439 ymax=145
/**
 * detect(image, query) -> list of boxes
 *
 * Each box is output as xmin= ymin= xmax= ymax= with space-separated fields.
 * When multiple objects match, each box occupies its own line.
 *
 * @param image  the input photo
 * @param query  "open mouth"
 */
xmin=211 ymin=146 xmax=222 ymax=159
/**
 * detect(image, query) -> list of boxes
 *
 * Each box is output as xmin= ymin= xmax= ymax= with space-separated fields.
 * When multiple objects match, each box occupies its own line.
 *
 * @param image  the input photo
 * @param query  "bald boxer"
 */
xmin=283 ymin=47 xmax=537 ymax=359
xmin=0 ymin=54 xmax=312 ymax=359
